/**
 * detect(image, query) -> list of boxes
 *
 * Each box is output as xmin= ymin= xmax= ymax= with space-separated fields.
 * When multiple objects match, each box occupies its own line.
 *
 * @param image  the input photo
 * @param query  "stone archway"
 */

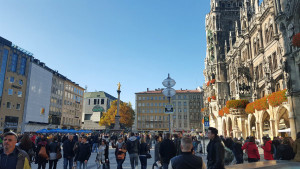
xmin=250 ymin=115 xmax=256 ymax=137
xmin=277 ymin=106 xmax=290 ymax=137
xmin=228 ymin=117 xmax=233 ymax=138
xmin=262 ymin=111 xmax=271 ymax=137
xmin=223 ymin=119 xmax=227 ymax=137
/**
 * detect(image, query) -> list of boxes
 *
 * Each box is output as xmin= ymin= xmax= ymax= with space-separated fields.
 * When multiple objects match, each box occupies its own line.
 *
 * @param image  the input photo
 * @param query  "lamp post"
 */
xmin=162 ymin=74 xmax=176 ymax=133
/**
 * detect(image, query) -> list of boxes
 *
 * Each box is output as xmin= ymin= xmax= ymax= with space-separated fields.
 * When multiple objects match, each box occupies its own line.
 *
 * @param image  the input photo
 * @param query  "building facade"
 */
xmin=203 ymin=0 xmax=300 ymax=140
xmin=135 ymin=88 xmax=204 ymax=133
xmin=82 ymin=91 xmax=117 ymax=130
xmin=22 ymin=59 xmax=53 ymax=132
xmin=48 ymin=73 xmax=65 ymax=128
xmin=0 ymin=37 xmax=31 ymax=132
xmin=61 ymin=80 xmax=84 ymax=129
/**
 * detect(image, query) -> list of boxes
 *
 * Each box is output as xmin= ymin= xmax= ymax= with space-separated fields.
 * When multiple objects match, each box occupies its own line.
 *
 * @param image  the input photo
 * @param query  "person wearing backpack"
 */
xmin=242 ymin=136 xmax=260 ymax=163
xmin=36 ymin=137 xmax=49 ymax=169
xmin=126 ymin=132 xmax=140 ymax=169
xmin=261 ymin=136 xmax=274 ymax=160
xmin=223 ymin=138 xmax=234 ymax=166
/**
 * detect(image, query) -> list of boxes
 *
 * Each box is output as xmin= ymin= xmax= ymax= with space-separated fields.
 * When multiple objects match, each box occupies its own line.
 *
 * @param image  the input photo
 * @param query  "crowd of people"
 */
xmin=0 ymin=128 xmax=299 ymax=169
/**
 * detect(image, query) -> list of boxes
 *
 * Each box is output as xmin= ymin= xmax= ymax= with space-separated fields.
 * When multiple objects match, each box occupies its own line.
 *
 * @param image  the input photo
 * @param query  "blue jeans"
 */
xmin=129 ymin=153 xmax=139 ymax=169
xmin=139 ymin=156 xmax=147 ymax=169
xmin=116 ymin=159 xmax=125 ymax=169
xmin=63 ymin=157 xmax=74 ymax=169
xmin=92 ymin=143 xmax=98 ymax=152
xmin=76 ymin=161 xmax=87 ymax=169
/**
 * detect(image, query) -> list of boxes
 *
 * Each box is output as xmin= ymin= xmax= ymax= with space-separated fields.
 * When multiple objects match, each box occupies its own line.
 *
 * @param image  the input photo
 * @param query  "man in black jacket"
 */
xmin=207 ymin=127 xmax=225 ymax=169
xmin=159 ymin=133 xmax=176 ymax=169
xmin=126 ymin=132 xmax=140 ymax=169
xmin=63 ymin=135 xmax=75 ymax=169
xmin=169 ymin=136 xmax=205 ymax=169
xmin=76 ymin=136 xmax=91 ymax=169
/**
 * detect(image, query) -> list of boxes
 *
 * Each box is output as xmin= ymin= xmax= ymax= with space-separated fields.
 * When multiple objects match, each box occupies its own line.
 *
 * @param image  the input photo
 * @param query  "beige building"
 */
xmin=82 ymin=91 xmax=117 ymax=130
xmin=203 ymin=0 xmax=300 ymax=140
xmin=0 ymin=37 xmax=31 ymax=132
xmin=61 ymin=80 xmax=84 ymax=129
xmin=135 ymin=88 xmax=204 ymax=133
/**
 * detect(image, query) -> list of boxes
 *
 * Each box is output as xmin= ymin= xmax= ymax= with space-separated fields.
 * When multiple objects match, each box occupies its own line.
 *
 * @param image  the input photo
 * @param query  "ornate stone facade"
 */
xmin=203 ymin=0 xmax=300 ymax=140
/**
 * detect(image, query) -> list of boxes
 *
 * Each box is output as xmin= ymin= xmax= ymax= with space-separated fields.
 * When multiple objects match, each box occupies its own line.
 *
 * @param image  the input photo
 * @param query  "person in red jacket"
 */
xmin=261 ymin=136 xmax=274 ymax=160
xmin=242 ymin=136 xmax=260 ymax=163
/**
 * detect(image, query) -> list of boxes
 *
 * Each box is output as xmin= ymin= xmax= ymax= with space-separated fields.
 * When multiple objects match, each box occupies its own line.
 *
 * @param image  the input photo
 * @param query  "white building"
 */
xmin=22 ymin=60 xmax=52 ymax=132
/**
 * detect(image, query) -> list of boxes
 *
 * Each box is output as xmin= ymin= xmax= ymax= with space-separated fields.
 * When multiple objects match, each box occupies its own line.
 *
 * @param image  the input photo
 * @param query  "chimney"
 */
xmin=147 ymin=88 xmax=149 ymax=92
xmin=181 ymin=88 xmax=183 ymax=91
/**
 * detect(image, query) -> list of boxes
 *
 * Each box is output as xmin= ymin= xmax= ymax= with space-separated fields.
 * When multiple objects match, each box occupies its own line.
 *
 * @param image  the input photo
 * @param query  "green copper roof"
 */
xmin=84 ymin=91 xmax=117 ymax=100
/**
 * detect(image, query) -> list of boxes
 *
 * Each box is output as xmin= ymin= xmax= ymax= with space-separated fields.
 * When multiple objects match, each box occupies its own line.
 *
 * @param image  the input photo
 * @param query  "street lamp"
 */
xmin=162 ymin=73 xmax=176 ymax=133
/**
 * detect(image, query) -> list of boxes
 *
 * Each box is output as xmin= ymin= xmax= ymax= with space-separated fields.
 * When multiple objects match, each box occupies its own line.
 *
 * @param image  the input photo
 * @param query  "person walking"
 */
xmin=76 ymin=136 xmax=91 ymax=169
xmin=114 ymin=138 xmax=127 ymax=169
xmin=36 ymin=137 xmax=49 ymax=169
xmin=154 ymin=135 xmax=162 ymax=163
xmin=159 ymin=133 xmax=176 ymax=169
xmin=242 ymin=136 xmax=260 ymax=163
xmin=126 ymin=132 xmax=140 ymax=169
xmin=95 ymin=139 xmax=109 ymax=169
xmin=18 ymin=134 xmax=35 ymax=164
xmin=49 ymin=136 xmax=61 ymax=169
xmin=261 ymin=136 xmax=274 ymax=160
xmin=169 ymin=136 xmax=205 ymax=169
xmin=206 ymin=127 xmax=225 ymax=169
xmin=232 ymin=138 xmax=243 ymax=164
xmin=277 ymin=137 xmax=295 ymax=160
xmin=0 ymin=131 xmax=31 ymax=169
xmin=139 ymin=136 xmax=150 ymax=169
xmin=63 ymin=135 xmax=75 ymax=169
xmin=293 ymin=132 xmax=300 ymax=162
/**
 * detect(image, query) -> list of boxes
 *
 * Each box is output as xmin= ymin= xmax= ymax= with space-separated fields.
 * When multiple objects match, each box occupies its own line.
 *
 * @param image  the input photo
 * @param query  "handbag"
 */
xmin=38 ymin=146 xmax=48 ymax=159
xmin=146 ymin=153 xmax=152 ymax=159
xmin=56 ymin=150 xmax=62 ymax=159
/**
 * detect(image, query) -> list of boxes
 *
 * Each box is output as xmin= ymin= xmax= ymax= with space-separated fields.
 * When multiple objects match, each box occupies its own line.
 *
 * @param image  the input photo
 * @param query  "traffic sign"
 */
xmin=165 ymin=104 xmax=173 ymax=114
xmin=204 ymin=121 xmax=209 ymax=127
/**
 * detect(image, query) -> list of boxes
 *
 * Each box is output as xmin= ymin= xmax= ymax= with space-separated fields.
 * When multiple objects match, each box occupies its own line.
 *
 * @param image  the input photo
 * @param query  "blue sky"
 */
xmin=0 ymin=0 xmax=210 ymax=105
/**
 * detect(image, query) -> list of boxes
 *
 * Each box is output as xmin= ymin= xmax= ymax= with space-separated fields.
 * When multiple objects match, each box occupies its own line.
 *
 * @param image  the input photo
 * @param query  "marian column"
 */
xmin=113 ymin=82 xmax=121 ymax=130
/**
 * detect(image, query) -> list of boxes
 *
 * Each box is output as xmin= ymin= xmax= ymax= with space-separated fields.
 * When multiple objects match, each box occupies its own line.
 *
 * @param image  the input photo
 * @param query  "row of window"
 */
xmin=65 ymin=84 xmax=83 ymax=96
xmin=9 ymin=77 xmax=23 ymax=86
xmin=8 ymin=89 xmax=22 ymax=97
xmin=9 ymin=53 xmax=27 ymax=76
xmin=64 ymin=92 xmax=83 ymax=103
xmin=137 ymin=122 xmax=168 ymax=129
xmin=62 ymin=117 xmax=81 ymax=125
xmin=5 ymin=102 xmax=21 ymax=110
xmin=138 ymin=115 xmax=169 ymax=121
xmin=88 ymin=99 xmax=105 ymax=105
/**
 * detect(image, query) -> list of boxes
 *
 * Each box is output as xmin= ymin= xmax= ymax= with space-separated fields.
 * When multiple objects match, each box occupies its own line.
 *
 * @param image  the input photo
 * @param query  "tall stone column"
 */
xmin=289 ymin=95 xmax=297 ymax=140
xmin=270 ymin=120 xmax=275 ymax=139
xmin=240 ymin=117 xmax=247 ymax=138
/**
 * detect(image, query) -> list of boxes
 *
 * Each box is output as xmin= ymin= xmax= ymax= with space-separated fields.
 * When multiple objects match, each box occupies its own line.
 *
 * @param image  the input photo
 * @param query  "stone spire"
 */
xmin=229 ymin=32 xmax=233 ymax=50
xmin=235 ymin=21 xmax=239 ymax=37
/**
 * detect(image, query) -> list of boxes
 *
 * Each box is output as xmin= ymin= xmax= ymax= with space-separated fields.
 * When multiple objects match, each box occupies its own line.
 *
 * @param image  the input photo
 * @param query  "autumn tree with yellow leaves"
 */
xmin=99 ymin=100 xmax=135 ymax=128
